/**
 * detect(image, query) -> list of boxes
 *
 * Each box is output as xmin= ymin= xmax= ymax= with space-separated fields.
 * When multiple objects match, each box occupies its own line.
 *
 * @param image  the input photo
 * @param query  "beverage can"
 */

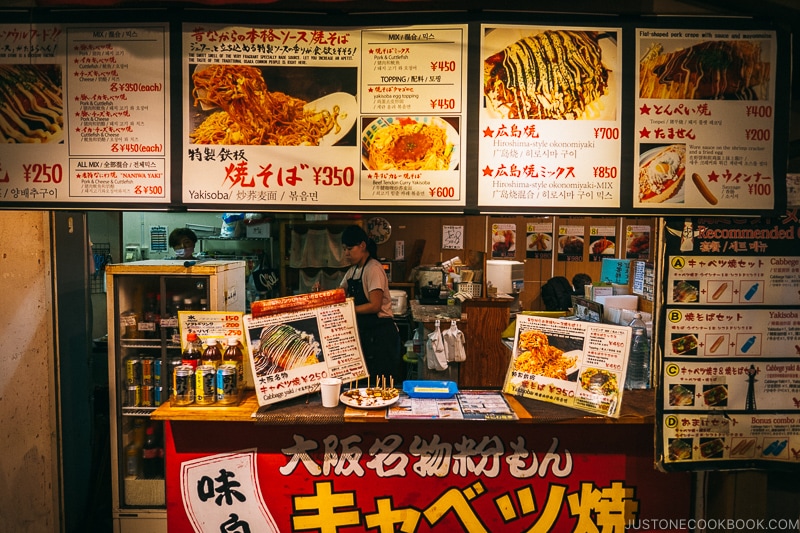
xmin=141 ymin=357 xmax=155 ymax=387
xmin=125 ymin=357 xmax=142 ymax=387
xmin=216 ymin=364 xmax=239 ymax=404
xmin=195 ymin=365 xmax=216 ymax=405
xmin=173 ymin=365 xmax=195 ymax=406
xmin=141 ymin=385 xmax=154 ymax=407
xmin=126 ymin=385 xmax=141 ymax=407
xmin=154 ymin=359 xmax=162 ymax=387
xmin=153 ymin=386 xmax=163 ymax=407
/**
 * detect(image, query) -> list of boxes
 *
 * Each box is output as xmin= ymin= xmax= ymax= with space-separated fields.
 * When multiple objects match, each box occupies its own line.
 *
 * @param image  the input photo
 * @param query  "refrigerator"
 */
xmin=105 ymin=260 xmax=245 ymax=533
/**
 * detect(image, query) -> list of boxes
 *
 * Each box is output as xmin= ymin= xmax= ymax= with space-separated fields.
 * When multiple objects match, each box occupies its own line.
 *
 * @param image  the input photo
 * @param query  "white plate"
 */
xmin=303 ymin=92 xmax=358 ymax=147
xmin=361 ymin=116 xmax=459 ymax=171
xmin=639 ymin=146 xmax=686 ymax=204
xmin=340 ymin=388 xmax=400 ymax=410
xmin=527 ymin=233 xmax=552 ymax=252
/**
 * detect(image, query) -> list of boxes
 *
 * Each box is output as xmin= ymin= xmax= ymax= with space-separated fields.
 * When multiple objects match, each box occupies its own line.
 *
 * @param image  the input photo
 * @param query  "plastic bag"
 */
xmin=443 ymin=321 xmax=466 ymax=363
xmin=425 ymin=321 xmax=448 ymax=371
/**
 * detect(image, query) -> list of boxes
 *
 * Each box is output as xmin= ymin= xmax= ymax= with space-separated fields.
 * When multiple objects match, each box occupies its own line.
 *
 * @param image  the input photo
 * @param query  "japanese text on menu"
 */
xmin=182 ymin=24 xmax=467 ymax=207
xmin=478 ymin=25 xmax=623 ymax=209
xmin=635 ymin=29 xmax=777 ymax=210
xmin=0 ymin=24 xmax=169 ymax=204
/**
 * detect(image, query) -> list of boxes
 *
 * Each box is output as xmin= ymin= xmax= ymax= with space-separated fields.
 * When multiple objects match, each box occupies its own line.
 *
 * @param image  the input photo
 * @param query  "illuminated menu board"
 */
xmin=634 ymin=29 xmax=777 ymax=211
xmin=477 ymin=25 xmax=623 ymax=210
xmin=0 ymin=23 xmax=170 ymax=204
xmin=181 ymin=23 xmax=468 ymax=208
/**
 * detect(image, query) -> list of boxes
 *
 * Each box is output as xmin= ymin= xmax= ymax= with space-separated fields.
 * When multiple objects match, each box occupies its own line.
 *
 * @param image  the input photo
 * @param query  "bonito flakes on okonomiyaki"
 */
xmin=253 ymin=324 xmax=321 ymax=375
xmin=484 ymin=30 xmax=611 ymax=120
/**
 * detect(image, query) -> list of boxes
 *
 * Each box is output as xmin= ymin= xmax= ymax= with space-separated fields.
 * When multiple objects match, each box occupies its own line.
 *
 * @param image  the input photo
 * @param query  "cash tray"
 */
xmin=402 ymin=380 xmax=458 ymax=399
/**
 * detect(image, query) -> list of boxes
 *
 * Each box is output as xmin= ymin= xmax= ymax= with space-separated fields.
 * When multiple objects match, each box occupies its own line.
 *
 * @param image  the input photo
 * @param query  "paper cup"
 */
xmin=320 ymin=377 xmax=342 ymax=408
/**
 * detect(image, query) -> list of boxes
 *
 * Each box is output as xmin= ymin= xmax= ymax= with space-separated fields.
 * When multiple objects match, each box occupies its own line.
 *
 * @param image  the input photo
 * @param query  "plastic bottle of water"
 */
xmin=625 ymin=313 xmax=650 ymax=390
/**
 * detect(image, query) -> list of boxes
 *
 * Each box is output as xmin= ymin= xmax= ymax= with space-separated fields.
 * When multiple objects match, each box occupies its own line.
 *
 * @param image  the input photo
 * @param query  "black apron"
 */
xmin=347 ymin=259 xmax=402 ymax=380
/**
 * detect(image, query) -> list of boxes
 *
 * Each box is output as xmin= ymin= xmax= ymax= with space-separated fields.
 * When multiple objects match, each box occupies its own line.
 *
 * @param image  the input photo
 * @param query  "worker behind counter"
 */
xmin=339 ymin=225 xmax=402 ymax=383
xmin=169 ymin=228 xmax=198 ymax=259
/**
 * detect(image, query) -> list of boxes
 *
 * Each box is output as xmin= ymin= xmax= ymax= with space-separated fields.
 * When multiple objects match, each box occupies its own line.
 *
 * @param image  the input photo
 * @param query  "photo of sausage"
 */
xmin=711 ymin=282 xmax=728 ymax=301
xmin=692 ymin=173 xmax=718 ymax=205
xmin=709 ymin=335 xmax=725 ymax=354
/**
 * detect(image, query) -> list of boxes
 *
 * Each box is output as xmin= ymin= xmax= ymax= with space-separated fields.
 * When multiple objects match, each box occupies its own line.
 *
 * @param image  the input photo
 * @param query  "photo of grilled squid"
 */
xmin=0 ymin=64 xmax=63 ymax=143
xmin=639 ymin=40 xmax=770 ymax=100
xmin=483 ymin=29 xmax=613 ymax=120
xmin=253 ymin=323 xmax=321 ymax=374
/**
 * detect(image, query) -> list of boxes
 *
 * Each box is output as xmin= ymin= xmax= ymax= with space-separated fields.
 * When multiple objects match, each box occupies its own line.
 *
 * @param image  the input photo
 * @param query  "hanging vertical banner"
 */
xmin=0 ymin=23 xmax=170 ymax=205
xmin=478 ymin=25 xmax=622 ymax=209
xmin=634 ymin=29 xmax=777 ymax=211
xmin=182 ymin=23 xmax=467 ymax=208
xmin=658 ymin=215 xmax=800 ymax=471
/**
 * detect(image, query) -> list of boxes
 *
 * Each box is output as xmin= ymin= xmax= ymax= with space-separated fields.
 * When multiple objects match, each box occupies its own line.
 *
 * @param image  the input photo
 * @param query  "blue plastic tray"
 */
xmin=402 ymin=380 xmax=458 ymax=399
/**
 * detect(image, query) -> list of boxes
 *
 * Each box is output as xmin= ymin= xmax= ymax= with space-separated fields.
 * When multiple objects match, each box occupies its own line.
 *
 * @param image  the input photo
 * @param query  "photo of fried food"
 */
xmin=362 ymin=116 xmax=456 ymax=171
xmin=0 ymin=64 xmax=63 ymax=143
xmin=558 ymin=235 xmax=584 ymax=255
xmin=699 ymin=438 xmax=725 ymax=459
xmin=484 ymin=30 xmax=612 ymax=120
xmin=639 ymin=144 xmax=686 ymax=203
xmin=703 ymin=384 xmax=728 ymax=407
xmin=579 ymin=368 xmax=618 ymax=396
xmin=668 ymin=438 xmax=693 ymax=461
xmin=669 ymin=384 xmax=695 ymax=406
xmin=189 ymin=64 xmax=345 ymax=146
xmin=514 ymin=330 xmax=578 ymax=380
xmin=590 ymin=237 xmax=615 ymax=255
xmin=671 ymin=334 xmax=698 ymax=355
xmin=253 ymin=323 xmax=321 ymax=374
xmin=626 ymin=232 xmax=650 ymax=255
xmin=673 ymin=280 xmax=699 ymax=303
xmin=640 ymin=40 xmax=770 ymax=100
xmin=527 ymin=233 xmax=552 ymax=252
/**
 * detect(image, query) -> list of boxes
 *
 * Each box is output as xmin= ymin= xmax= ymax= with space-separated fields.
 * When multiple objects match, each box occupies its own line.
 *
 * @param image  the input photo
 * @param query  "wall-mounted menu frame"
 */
xmin=181 ymin=20 xmax=468 ymax=209
xmin=0 ymin=8 xmax=790 ymax=216
xmin=0 ymin=11 xmax=171 ymax=208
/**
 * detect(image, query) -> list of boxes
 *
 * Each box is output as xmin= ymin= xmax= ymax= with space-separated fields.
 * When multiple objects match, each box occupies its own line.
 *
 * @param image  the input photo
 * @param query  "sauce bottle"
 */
xmin=181 ymin=332 xmax=202 ymax=370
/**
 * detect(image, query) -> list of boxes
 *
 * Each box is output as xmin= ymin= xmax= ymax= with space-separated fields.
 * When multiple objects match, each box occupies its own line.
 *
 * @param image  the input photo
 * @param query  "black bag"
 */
xmin=541 ymin=276 xmax=574 ymax=311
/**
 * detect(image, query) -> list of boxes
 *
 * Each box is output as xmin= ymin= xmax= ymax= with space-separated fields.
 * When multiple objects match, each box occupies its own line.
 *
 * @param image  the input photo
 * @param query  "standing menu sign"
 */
xmin=635 ymin=30 xmax=777 ymax=210
xmin=503 ymin=314 xmax=632 ymax=417
xmin=658 ymin=215 xmax=800 ymax=470
xmin=244 ymin=298 xmax=367 ymax=406
xmin=182 ymin=23 xmax=467 ymax=207
xmin=0 ymin=23 xmax=170 ymax=204
xmin=478 ymin=26 xmax=623 ymax=209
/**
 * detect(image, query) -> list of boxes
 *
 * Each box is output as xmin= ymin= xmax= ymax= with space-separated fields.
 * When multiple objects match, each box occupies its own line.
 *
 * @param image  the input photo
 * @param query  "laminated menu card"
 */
xmin=502 ymin=314 xmax=632 ymax=417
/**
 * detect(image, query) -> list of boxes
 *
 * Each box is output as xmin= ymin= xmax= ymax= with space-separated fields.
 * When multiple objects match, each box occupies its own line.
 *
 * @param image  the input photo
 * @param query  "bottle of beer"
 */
xmin=181 ymin=332 xmax=202 ymax=370
xmin=222 ymin=336 xmax=244 ymax=385
xmin=201 ymin=337 xmax=222 ymax=369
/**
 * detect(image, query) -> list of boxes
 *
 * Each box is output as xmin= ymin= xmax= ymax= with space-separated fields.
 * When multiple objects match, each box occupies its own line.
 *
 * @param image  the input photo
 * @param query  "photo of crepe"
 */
xmin=639 ymin=40 xmax=770 ymax=100
xmin=253 ymin=323 xmax=321 ymax=374
xmin=0 ymin=64 xmax=63 ymax=143
xmin=189 ymin=63 xmax=350 ymax=146
xmin=483 ymin=29 xmax=613 ymax=120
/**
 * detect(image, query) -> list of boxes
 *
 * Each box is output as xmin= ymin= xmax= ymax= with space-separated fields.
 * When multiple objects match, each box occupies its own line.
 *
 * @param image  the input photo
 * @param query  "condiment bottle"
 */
xmin=181 ymin=332 xmax=202 ymax=370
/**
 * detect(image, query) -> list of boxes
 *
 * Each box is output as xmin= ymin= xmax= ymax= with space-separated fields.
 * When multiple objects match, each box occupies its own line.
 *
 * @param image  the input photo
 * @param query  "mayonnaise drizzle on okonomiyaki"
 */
xmin=254 ymin=324 xmax=321 ymax=374
xmin=484 ymin=30 xmax=610 ymax=120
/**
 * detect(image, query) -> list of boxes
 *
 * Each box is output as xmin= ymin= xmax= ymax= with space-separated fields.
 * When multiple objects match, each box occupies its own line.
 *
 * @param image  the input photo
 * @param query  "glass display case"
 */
xmin=105 ymin=260 xmax=245 ymax=533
